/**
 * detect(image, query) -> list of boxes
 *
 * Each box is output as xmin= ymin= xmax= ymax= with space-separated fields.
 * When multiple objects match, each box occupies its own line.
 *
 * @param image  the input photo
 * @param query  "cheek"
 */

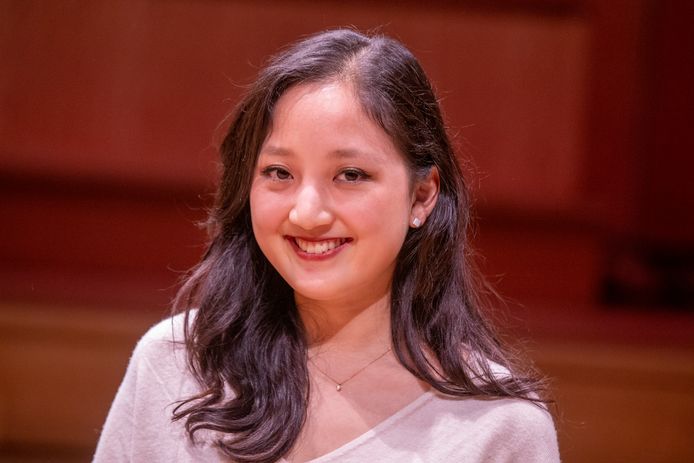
xmin=249 ymin=189 xmax=285 ymax=237
xmin=349 ymin=190 xmax=411 ymax=239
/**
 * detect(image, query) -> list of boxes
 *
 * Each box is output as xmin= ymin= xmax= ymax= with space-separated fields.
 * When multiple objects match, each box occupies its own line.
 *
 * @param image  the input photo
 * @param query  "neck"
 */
xmin=297 ymin=291 xmax=392 ymax=351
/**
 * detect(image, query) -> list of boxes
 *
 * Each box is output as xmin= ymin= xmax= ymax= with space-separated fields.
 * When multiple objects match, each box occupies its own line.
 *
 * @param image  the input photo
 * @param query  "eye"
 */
xmin=336 ymin=168 xmax=370 ymax=183
xmin=261 ymin=166 xmax=292 ymax=181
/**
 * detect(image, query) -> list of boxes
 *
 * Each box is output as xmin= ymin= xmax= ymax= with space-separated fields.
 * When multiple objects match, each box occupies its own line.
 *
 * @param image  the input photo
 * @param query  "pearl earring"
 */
xmin=411 ymin=217 xmax=422 ymax=228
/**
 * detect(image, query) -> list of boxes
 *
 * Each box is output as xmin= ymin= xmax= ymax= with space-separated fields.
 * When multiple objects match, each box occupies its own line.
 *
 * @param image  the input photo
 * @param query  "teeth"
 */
xmin=294 ymin=237 xmax=346 ymax=254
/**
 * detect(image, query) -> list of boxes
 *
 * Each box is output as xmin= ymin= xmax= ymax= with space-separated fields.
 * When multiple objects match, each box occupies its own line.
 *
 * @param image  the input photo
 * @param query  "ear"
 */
xmin=409 ymin=167 xmax=440 ymax=228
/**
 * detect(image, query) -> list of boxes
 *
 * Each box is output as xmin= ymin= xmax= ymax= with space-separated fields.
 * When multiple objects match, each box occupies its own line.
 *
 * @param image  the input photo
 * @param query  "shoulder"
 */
xmin=93 ymin=310 xmax=202 ymax=461
xmin=137 ymin=310 xmax=192 ymax=348
xmin=479 ymin=397 xmax=556 ymax=438
xmin=482 ymin=398 xmax=560 ymax=461
xmin=124 ymin=310 xmax=200 ymax=401
xmin=130 ymin=311 xmax=194 ymax=364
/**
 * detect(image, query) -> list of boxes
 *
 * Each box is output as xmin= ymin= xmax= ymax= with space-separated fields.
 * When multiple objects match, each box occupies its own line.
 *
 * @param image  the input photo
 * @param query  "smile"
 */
xmin=290 ymin=237 xmax=351 ymax=256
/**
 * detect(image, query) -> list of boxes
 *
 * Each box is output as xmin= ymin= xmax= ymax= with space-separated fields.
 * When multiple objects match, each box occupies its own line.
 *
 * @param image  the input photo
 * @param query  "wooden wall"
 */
xmin=1 ymin=0 xmax=596 ymax=309
xmin=1 ymin=0 xmax=693 ymax=461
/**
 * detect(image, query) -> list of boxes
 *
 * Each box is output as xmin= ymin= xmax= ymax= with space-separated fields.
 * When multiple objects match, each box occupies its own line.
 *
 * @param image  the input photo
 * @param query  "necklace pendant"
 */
xmin=336 ymin=384 xmax=342 ymax=392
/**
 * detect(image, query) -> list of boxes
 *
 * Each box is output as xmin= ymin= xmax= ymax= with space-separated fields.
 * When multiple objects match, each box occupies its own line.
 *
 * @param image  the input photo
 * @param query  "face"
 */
xmin=249 ymin=82 xmax=415 ymax=308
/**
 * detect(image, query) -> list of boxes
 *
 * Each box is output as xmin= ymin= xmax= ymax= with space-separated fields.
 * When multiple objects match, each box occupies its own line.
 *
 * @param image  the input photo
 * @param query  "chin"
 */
xmin=288 ymin=282 xmax=351 ymax=304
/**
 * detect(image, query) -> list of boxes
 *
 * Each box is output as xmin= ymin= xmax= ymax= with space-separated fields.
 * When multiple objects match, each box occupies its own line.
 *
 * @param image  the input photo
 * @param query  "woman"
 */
xmin=94 ymin=29 xmax=559 ymax=462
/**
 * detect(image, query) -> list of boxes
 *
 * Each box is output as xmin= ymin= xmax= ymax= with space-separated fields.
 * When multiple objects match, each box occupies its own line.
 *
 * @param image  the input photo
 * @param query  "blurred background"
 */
xmin=1 ymin=0 xmax=693 ymax=461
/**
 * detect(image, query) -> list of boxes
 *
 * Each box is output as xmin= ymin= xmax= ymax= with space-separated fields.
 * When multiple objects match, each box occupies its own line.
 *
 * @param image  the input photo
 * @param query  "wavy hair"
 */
xmin=172 ymin=28 xmax=546 ymax=463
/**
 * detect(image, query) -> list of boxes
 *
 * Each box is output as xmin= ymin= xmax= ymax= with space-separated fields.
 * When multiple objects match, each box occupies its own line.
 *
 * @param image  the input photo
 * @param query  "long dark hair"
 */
xmin=172 ymin=28 xmax=546 ymax=462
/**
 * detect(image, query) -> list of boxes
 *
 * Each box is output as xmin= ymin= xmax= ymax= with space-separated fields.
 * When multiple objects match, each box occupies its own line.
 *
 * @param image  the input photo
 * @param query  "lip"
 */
xmin=285 ymin=236 xmax=352 ymax=261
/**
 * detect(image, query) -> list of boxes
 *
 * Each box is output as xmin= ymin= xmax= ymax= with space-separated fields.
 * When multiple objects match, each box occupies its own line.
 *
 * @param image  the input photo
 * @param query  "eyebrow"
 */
xmin=259 ymin=145 xmax=292 ymax=157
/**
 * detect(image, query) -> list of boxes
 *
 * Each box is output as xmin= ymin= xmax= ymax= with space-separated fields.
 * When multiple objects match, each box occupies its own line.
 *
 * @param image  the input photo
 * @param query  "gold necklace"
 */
xmin=309 ymin=348 xmax=392 ymax=392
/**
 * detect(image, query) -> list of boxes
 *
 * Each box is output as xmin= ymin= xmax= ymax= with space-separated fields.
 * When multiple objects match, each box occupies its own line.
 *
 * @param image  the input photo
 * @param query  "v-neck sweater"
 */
xmin=93 ymin=314 xmax=560 ymax=462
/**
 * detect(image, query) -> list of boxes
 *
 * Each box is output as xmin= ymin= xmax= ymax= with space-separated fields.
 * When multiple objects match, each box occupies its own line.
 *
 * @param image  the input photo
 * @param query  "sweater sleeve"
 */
xmin=92 ymin=314 xmax=197 ymax=462
xmin=524 ymin=407 xmax=561 ymax=462
xmin=92 ymin=335 xmax=141 ymax=462
xmin=490 ymin=400 xmax=561 ymax=463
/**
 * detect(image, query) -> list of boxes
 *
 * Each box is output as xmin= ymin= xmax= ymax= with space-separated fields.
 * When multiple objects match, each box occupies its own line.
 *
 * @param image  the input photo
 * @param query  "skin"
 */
xmin=249 ymin=81 xmax=439 ymax=462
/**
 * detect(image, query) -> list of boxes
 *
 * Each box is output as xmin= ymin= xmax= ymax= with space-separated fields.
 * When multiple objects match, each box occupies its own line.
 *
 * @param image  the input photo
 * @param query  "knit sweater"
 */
xmin=93 ymin=314 xmax=560 ymax=462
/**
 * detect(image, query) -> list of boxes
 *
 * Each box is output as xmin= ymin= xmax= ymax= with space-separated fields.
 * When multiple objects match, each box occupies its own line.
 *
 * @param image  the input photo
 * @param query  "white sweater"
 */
xmin=94 ymin=314 xmax=560 ymax=462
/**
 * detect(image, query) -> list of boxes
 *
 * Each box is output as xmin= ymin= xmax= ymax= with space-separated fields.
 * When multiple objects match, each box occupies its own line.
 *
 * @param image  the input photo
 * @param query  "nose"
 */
xmin=288 ymin=183 xmax=333 ymax=230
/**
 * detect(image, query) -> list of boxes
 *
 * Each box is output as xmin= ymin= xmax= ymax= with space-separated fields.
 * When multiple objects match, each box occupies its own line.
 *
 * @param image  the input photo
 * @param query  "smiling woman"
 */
xmin=93 ymin=29 xmax=559 ymax=462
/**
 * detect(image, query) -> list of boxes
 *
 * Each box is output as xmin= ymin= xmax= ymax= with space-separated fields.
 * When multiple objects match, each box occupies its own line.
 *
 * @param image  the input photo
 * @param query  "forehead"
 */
xmin=260 ymin=82 xmax=402 ymax=165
